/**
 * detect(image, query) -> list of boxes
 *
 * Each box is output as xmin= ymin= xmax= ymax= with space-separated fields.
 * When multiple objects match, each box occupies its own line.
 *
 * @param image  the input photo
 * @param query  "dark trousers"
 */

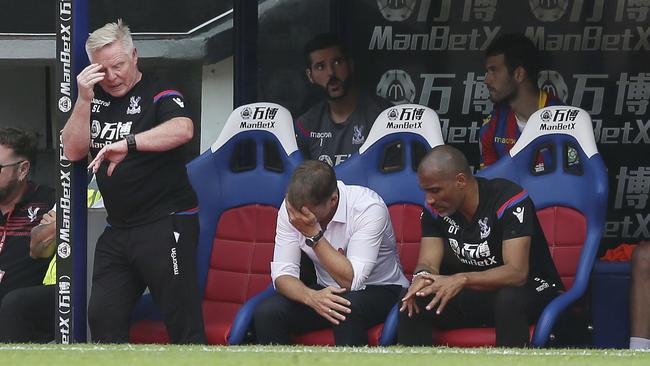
xmin=0 ymin=284 xmax=55 ymax=343
xmin=254 ymin=284 xmax=402 ymax=346
xmin=88 ymin=214 xmax=206 ymax=344
xmin=398 ymin=286 xmax=555 ymax=347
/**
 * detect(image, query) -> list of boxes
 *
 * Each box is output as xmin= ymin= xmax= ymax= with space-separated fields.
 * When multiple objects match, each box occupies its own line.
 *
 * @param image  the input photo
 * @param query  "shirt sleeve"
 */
xmin=479 ymin=115 xmax=498 ymax=168
xmin=153 ymin=88 xmax=192 ymax=125
xmin=294 ymin=119 xmax=311 ymax=160
xmin=345 ymin=202 xmax=389 ymax=291
xmin=270 ymin=201 xmax=302 ymax=288
xmin=420 ymin=207 xmax=443 ymax=238
xmin=498 ymin=194 xmax=536 ymax=240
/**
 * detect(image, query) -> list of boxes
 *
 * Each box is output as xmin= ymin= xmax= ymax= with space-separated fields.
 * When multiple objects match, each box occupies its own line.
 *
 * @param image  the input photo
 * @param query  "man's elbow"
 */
xmin=512 ymin=269 xmax=528 ymax=287
xmin=340 ymin=279 xmax=353 ymax=291
xmin=63 ymin=145 xmax=88 ymax=162
xmin=29 ymin=247 xmax=38 ymax=259
xmin=177 ymin=118 xmax=194 ymax=143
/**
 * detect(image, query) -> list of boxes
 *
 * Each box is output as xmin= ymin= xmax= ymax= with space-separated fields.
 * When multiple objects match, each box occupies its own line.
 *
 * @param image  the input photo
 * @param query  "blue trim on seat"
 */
xmin=378 ymin=304 xmax=400 ymax=346
xmin=228 ymin=285 xmax=276 ymax=344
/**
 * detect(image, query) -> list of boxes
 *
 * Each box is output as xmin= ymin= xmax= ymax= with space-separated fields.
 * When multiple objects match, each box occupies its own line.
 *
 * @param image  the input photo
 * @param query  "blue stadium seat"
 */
xmin=291 ymin=104 xmax=445 ymax=346
xmin=129 ymin=102 xmax=302 ymax=344
xmin=432 ymin=106 xmax=608 ymax=347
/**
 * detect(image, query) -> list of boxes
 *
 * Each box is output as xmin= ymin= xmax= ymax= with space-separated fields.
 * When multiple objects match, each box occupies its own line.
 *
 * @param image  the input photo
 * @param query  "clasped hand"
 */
xmin=400 ymin=273 xmax=466 ymax=317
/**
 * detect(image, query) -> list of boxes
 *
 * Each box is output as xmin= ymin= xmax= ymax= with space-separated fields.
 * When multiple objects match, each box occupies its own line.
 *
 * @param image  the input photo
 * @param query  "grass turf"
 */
xmin=1 ymin=345 xmax=650 ymax=366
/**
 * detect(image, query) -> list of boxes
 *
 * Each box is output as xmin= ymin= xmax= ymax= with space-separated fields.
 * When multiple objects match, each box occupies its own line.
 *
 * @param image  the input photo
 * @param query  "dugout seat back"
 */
xmin=129 ymin=102 xmax=302 ymax=344
xmin=291 ymin=104 xmax=445 ymax=346
xmin=433 ymin=106 xmax=608 ymax=347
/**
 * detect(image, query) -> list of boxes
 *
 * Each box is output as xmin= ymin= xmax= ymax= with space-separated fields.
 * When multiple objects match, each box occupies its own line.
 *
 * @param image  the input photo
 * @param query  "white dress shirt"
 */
xmin=271 ymin=181 xmax=409 ymax=291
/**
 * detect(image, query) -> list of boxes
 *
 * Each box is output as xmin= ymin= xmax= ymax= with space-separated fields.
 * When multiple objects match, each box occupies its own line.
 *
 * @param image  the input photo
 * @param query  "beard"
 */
xmin=489 ymin=84 xmax=519 ymax=104
xmin=319 ymin=75 xmax=353 ymax=101
xmin=490 ymin=79 xmax=519 ymax=104
xmin=0 ymin=176 xmax=21 ymax=204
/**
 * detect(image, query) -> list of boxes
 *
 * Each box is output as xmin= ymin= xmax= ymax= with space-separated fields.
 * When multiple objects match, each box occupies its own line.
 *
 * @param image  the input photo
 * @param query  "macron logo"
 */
xmin=172 ymin=97 xmax=184 ymax=108
xmin=513 ymin=207 xmax=524 ymax=224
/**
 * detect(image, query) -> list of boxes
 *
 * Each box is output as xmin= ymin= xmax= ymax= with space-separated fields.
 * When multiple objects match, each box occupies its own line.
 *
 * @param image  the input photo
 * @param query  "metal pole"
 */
xmin=233 ymin=0 xmax=258 ymax=107
xmin=54 ymin=0 xmax=88 ymax=343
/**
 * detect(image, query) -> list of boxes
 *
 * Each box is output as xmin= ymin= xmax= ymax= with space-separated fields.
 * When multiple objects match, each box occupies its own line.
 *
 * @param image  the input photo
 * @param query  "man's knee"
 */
xmin=495 ymin=286 xmax=528 ymax=311
xmin=0 ymin=288 xmax=25 ymax=315
xmin=339 ymin=291 xmax=365 ymax=314
xmin=254 ymin=294 xmax=292 ymax=325
xmin=632 ymin=242 xmax=650 ymax=275
xmin=88 ymin=298 xmax=130 ymax=342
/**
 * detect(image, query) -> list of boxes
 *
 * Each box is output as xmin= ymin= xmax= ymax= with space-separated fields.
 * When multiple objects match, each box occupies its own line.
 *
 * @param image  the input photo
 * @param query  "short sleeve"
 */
xmin=420 ymin=207 xmax=443 ymax=238
xmin=153 ymin=88 xmax=192 ymax=125
xmin=479 ymin=114 xmax=498 ymax=168
xmin=499 ymin=196 xmax=536 ymax=240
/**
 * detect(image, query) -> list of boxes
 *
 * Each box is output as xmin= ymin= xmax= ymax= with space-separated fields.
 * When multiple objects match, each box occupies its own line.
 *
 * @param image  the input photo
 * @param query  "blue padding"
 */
xmin=378 ymin=304 xmax=400 ymax=346
xmin=592 ymin=260 xmax=632 ymax=275
xmin=591 ymin=260 xmax=632 ymax=348
xmin=130 ymin=293 xmax=162 ymax=321
xmin=478 ymin=133 xmax=608 ymax=347
xmin=228 ymin=285 xmax=276 ymax=345
xmin=336 ymin=133 xmax=428 ymax=206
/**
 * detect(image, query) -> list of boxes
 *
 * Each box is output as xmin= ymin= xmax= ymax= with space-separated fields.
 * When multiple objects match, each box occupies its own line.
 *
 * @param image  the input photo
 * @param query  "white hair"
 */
xmin=85 ymin=19 xmax=134 ymax=60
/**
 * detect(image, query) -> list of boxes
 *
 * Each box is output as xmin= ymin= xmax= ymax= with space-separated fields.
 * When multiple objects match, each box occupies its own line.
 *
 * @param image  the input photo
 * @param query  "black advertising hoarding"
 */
xmin=0 ymin=1 xmax=232 ymax=34
xmin=55 ymin=0 xmax=88 ymax=343
xmin=347 ymin=0 xmax=649 ymax=248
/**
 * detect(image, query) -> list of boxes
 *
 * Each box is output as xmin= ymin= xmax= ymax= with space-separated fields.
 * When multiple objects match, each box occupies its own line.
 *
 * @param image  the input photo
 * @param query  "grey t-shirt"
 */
xmin=295 ymin=91 xmax=392 ymax=166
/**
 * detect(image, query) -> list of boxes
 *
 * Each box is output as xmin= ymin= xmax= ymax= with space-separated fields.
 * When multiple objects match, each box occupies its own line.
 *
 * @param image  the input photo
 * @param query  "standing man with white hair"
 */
xmin=62 ymin=20 xmax=205 ymax=344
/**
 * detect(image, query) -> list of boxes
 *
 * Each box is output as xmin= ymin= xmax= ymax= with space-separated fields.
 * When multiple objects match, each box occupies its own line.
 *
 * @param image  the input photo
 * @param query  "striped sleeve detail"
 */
xmin=496 ymin=190 xmax=529 ymax=219
xmin=294 ymin=120 xmax=311 ymax=138
xmin=173 ymin=207 xmax=199 ymax=215
xmin=153 ymin=90 xmax=183 ymax=103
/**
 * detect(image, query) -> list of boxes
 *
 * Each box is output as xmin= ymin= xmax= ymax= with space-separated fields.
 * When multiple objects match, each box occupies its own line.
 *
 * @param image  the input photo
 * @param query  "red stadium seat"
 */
xmin=129 ymin=102 xmax=302 ymax=344
xmin=429 ymin=106 xmax=608 ymax=347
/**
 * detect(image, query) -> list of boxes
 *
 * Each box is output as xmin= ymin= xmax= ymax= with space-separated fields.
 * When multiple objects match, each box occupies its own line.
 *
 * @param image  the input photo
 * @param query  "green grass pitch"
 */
xmin=1 ymin=345 xmax=649 ymax=366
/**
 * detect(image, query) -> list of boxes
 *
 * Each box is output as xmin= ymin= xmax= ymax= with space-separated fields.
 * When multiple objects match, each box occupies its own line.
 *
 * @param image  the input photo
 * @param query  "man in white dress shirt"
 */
xmin=254 ymin=160 xmax=408 ymax=346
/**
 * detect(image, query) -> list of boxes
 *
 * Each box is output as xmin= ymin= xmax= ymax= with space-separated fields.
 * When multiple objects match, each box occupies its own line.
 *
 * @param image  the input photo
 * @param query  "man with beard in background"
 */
xmin=0 ymin=127 xmax=54 ymax=304
xmin=295 ymin=33 xmax=392 ymax=167
xmin=479 ymin=33 xmax=564 ymax=169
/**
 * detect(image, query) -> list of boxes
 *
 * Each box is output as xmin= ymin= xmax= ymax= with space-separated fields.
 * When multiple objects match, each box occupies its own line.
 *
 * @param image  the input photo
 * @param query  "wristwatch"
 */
xmin=125 ymin=134 xmax=137 ymax=153
xmin=305 ymin=229 xmax=324 ymax=248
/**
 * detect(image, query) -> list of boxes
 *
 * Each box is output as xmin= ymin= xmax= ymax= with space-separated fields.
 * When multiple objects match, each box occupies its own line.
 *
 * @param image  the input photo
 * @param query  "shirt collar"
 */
xmin=330 ymin=180 xmax=347 ymax=224
xmin=15 ymin=181 xmax=37 ymax=209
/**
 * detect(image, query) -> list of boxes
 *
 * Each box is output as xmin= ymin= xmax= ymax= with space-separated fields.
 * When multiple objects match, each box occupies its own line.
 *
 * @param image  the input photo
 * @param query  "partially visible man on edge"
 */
xmin=398 ymin=145 xmax=562 ymax=347
xmin=480 ymin=33 xmax=564 ymax=168
xmin=630 ymin=240 xmax=650 ymax=349
xmin=254 ymin=160 xmax=408 ymax=346
xmin=61 ymin=19 xmax=205 ymax=344
xmin=0 ymin=206 xmax=56 ymax=342
xmin=0 ymin=127 xmax=54 ymax=304
xmin=295 ymin=33 xmax=392 ymax=166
